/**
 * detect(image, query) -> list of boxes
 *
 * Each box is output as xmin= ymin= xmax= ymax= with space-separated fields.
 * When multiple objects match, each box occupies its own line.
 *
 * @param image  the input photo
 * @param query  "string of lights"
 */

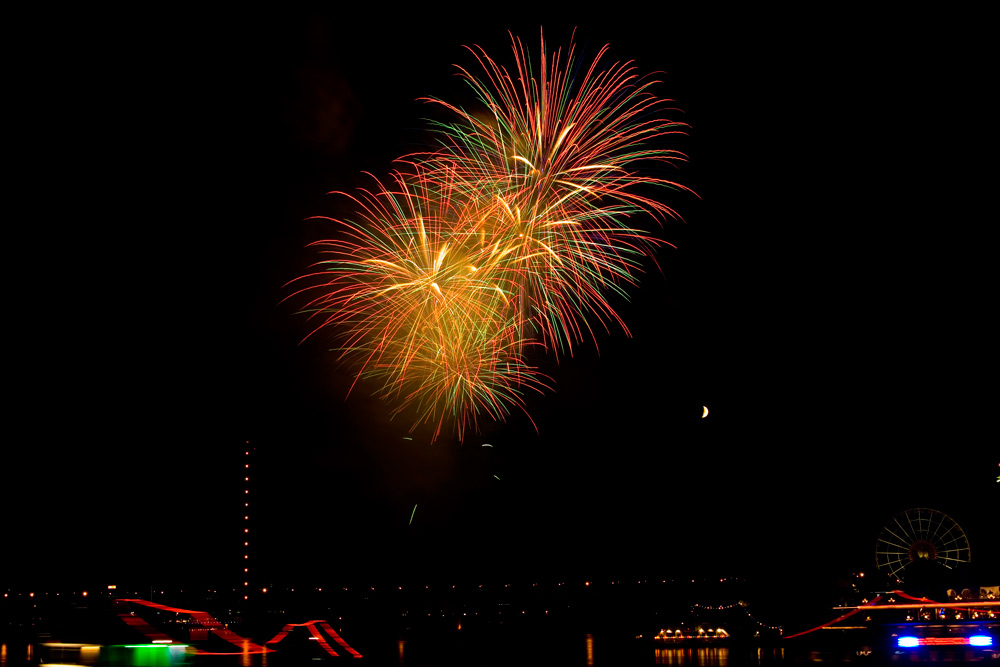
xmin=688 ymin=602 xmax=782 ymax=633
xmin=242 ymin=443 xmax=252 ymax=602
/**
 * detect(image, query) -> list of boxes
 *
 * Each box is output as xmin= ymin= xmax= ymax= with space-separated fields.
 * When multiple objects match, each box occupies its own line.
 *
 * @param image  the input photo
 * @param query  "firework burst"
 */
xmin=291 ymin=30 xmax=693 ymax=441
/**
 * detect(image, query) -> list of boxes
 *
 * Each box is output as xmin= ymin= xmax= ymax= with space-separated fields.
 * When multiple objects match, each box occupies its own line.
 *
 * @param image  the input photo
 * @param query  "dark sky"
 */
xmin=8 ymin=8 xmax=995 ymax=594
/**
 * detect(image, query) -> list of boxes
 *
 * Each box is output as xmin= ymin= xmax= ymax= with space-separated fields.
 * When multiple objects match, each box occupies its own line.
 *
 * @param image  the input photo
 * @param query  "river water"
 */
xmin=3 ymin=625 xmax=990 ymax=665
xmin=0 ymin=635 xmax=881 ymax=667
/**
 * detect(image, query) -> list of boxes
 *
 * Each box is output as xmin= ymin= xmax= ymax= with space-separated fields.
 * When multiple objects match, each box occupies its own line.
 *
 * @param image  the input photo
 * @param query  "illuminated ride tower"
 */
xmin=241 ymin=443 xmax=253 ymax=607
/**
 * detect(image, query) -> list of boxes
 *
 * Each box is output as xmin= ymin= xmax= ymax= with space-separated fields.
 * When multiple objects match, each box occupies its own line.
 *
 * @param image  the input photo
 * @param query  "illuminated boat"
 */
xmin=652 ymin=626 xmax=730 ymax=644
xmin=888 ymin=621 xmax=998 ymax=661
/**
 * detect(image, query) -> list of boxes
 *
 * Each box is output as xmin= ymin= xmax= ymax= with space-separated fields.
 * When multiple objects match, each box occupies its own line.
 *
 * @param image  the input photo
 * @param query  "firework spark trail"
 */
xmin=291 ymin=30 xmax=692 ymax=441
xmin=416 ymin=31 xmax=694 ymax=357
xmin=291 ymin=167 xmax=549 ymax=440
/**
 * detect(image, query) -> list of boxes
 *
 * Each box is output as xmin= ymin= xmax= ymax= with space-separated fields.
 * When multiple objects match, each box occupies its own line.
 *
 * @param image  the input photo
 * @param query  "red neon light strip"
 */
xmin=785 ymin=590 xmax=1000 ymax=640
xmin=265 ymin=620 xmax=363 ymax=658
xmin=307 ymin=623 xmax=339 ymax=657
xmin=861 ymin=602 xmax=1000 ymax=611
xmin=916 ymin=637 xmax=976 ymax=646
xmin=117 ymin=613 xmax=175 ymax=642
xmin=783 ymin=595 xmax=884 ymax=639
xmin=265 ymin=626 xmax=292 ymax=644
xmin=117 ymin=599 xmax=271 ymax=655
xmin=265 ymin=620 xmax=326 ymax=644
xmin=894 ymin=591 xmax=938 ymax=604
xmin=114 ymin=599 xmax=358 ymax=658
xmin=321 ymin=621 xmax=364 ymax=658
xmin=846 ymin=590 xmax=1000 ymax=614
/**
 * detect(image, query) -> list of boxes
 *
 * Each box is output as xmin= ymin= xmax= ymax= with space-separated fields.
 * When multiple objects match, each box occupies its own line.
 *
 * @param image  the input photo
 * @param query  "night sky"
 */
xmin=8 ymin=8 xmax=995 ymax=596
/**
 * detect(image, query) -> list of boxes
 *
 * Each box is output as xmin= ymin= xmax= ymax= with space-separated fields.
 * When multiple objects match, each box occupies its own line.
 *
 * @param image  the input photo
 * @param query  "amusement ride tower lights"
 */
xmin=243 ymin=443 xmax=252 ymax=602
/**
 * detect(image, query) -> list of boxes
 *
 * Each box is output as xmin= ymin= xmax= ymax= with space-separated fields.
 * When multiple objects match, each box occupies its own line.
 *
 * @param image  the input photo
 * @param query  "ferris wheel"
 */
xmin=875 ymin=508 xmax=971 ymax=582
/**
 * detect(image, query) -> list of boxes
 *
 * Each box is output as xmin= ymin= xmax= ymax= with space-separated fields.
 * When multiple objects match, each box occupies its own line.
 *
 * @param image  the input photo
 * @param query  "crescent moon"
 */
xmin=701 ymin=406 xmax=709 ymax=418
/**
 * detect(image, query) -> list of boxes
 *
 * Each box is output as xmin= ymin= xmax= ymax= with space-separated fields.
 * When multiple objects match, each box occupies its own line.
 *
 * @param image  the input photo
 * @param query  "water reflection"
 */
xmin=0 ymin=637 xmax=815 ymax=667
xmin=758 ymin=647 xmax=784 ymax=663
xmin=654 ymin=646 xmax=728 ymax=666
